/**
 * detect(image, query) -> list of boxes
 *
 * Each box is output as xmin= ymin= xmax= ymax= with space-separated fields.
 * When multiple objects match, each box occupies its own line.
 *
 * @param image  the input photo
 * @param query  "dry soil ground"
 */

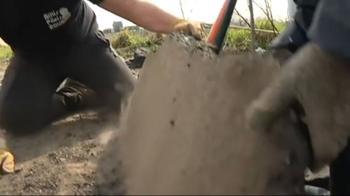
xmin=0 ymin=60 xmax=126 ymax=195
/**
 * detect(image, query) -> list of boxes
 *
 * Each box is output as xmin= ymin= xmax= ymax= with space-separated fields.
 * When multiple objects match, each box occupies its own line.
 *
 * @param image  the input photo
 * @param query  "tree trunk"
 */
xmin=248 ymin=0 xmax=256 ymax=51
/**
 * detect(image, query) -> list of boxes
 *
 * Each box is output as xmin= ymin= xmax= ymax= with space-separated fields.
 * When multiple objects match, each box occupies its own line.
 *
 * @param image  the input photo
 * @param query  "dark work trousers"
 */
xmin=330 ymin=141 xmax=350 ymax=195
xmin=0 ymin=31 xmax=135 ymax=135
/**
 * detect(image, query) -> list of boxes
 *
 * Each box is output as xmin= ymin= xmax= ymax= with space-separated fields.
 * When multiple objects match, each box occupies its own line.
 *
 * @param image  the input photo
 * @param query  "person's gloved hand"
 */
xmin=173 ymin=19 xmax=204 ymax=40
xmin=0 ymin=134 xmax=14 ymax=174
xmin=0 ymin=149 xmax=14 ymax=174
xmin=246 ymin=43 xmax=350 ymax=171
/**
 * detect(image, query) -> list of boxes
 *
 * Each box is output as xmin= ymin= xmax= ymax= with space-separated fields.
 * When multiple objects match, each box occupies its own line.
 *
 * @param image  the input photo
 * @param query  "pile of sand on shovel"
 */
xmin=97 ymin=35 xmax=310 ymax=195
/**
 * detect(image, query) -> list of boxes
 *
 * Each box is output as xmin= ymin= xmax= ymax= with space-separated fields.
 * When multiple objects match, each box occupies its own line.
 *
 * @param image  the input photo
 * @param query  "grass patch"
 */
xmin=225 ymin=29 xmax=252 ymax=52
xmin=0 ymin=46 xmax=12 ymax=61
xmin=255 ymin=18 xmax=287 ymax=33
xmin=225 ymin=28 xmax=276 ymax=52
xmin=225 ymin=18 xmax=287 ymax=51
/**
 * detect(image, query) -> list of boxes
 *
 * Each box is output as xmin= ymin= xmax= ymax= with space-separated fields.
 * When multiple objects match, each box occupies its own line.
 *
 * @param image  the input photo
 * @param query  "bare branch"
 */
xmin=248 ymin=0 xmax=256 ymax=51
xmin=234 ymin=9 xmax=251 ymax=28
xmin=264 ymin=0 xmax=277 ymax=33
xmin=253 ymin=0 xmax=279 ymax=35
xmin=179 ymin=0 xmax=186 ymax=19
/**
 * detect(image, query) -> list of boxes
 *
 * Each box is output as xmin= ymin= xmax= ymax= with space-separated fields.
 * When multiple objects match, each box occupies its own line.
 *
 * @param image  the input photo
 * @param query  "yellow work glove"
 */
xmin=173 ymin=19 xmax=204 ymax=40
xmin=0 ymin=134 xmax=14 ymax=174
xmin=0 ymin=149 xmax=14 ymax=174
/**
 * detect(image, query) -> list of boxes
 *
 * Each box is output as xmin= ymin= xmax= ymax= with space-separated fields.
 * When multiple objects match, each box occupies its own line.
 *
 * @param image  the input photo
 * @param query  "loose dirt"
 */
xmin=0 ymin=112 xmax=118 ymax=195
xmin=99 ymin=37 xmax=310 ymax=195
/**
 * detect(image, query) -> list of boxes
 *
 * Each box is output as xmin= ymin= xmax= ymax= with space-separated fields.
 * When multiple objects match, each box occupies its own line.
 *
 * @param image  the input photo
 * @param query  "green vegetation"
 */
xmin=225 ymin=19 xmax=287 ymax=52
xmin=225 ymin=29 xmax=252 ymax=52
xmin=0 ymin=19 xmax=287 ymax=62
xmin=107 ymin=19 xmax=287 ymax=57
xmin=225 ymin=28 xmax=277 ymax=52
xmin=0 ymin=46 xmax=12 ymax=61
xmin=109 ymin=30 xmax=163 ymax=59
xmin=255 ymin=18 xmax=287 ymax=32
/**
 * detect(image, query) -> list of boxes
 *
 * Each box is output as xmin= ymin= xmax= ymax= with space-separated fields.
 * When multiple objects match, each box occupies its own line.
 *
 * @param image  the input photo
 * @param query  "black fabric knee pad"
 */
xmin=0 ymin=101 xmax=50 ymax=135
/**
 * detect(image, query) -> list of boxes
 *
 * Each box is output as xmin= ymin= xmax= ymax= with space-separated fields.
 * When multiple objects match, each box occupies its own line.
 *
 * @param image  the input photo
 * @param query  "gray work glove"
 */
xmin=247 ymin=43 xmax=350 ymax=171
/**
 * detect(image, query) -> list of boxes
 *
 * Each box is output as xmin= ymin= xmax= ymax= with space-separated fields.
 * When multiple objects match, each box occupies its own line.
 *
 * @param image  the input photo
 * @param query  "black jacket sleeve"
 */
xmin=270 ymin=0 xmax=318 ymax=51
xmin=309 ymin=0 xmax=350 ymax=59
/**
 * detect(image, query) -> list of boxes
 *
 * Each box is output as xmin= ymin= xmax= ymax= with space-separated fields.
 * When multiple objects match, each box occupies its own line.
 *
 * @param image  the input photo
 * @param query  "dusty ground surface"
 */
xmin=0 ymin=111 xmax=118 ymax=195
xmin=0 ymin=59 xmax=124 ymax=195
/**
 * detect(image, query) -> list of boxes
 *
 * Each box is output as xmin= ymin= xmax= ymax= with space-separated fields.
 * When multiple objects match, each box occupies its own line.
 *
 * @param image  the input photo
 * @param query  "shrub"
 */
xmin=111 ymin=30 xmax=163 ymax=59
xmin=225 ymin=29 xmax=252 ymax=52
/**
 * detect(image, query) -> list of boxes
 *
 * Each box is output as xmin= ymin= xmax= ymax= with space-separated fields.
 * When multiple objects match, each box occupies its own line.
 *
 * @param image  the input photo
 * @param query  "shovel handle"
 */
xmin=207 ymin=0 xmax=237 ymax=53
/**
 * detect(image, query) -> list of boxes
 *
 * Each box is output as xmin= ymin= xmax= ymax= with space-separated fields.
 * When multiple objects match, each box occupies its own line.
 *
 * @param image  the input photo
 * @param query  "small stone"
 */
xmin=170 ymin=120 xmax=175 ymax=127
